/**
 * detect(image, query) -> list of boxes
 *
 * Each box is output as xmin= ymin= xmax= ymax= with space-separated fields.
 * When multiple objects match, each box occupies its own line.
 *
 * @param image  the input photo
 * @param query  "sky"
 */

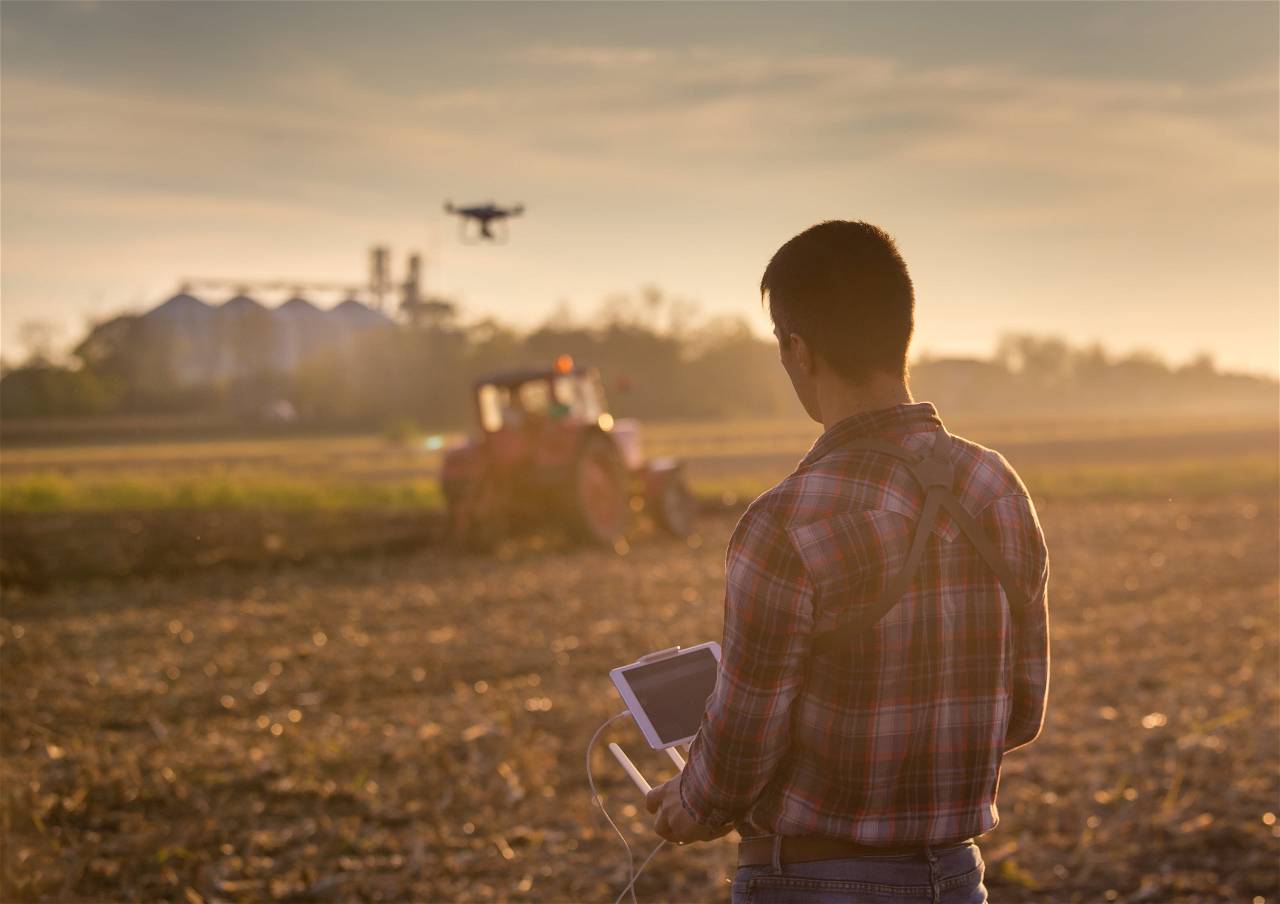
xmin=2 ymin=1 xmax=1277 ymax=375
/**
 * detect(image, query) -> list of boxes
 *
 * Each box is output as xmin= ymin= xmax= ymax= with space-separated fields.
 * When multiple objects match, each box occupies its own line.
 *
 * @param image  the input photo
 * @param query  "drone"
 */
xmin=444 ymin=201 xmax=525 ymax=243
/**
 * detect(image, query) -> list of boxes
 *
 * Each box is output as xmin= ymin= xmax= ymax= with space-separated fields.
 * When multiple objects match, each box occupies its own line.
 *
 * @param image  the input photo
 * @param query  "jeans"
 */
xmin=730 ymin=840 xmax=986 ymax=904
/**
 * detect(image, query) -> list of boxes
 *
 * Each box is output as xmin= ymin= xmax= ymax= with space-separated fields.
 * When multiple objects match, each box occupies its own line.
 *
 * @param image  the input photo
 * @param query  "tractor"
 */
xmin=440 ymin=357 xmax=696 ymax=549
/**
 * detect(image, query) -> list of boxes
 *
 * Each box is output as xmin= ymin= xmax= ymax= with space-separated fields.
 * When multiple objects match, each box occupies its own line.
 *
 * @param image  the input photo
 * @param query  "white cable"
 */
xmin=587 ymin=711 xmax=643 ymax=904
xmin=613 ymin=840 xmax=666 ymax=904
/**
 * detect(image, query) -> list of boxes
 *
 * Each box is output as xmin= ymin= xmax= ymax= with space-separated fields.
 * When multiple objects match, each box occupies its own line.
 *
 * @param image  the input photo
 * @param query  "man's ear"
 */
xmin=790 ymin=332 xmax=817 ymax=377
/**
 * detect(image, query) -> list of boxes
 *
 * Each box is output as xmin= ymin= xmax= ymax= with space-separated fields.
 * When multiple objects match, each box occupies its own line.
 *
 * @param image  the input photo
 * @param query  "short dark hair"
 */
xmin=761 ymin=220 xmax=914 ymax=382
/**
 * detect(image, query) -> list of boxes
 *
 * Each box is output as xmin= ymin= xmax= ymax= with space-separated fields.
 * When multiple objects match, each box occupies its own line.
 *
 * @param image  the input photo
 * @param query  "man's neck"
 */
xmin=817 ymin=372 xmax=914 ymax=432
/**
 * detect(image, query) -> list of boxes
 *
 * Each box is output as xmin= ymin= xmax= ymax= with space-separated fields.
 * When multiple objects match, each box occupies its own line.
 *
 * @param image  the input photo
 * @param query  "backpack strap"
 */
xmin=811 ymin=428 xmax=1028 ymax=656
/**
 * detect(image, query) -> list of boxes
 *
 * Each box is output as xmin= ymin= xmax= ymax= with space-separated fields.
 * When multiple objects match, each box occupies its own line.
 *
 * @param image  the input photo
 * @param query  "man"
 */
xmin=646 ymin=221 xmax=1050 ymax=904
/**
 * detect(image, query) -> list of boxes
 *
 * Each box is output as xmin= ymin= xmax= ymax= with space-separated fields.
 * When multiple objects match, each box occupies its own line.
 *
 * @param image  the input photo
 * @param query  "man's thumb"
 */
xmin=644 ymin=786 xmax=661 ymax=813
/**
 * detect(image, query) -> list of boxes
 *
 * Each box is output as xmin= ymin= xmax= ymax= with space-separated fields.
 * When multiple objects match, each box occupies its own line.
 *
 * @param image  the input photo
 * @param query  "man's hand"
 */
xmin=644 ymin=776 xmax=732 ymax=845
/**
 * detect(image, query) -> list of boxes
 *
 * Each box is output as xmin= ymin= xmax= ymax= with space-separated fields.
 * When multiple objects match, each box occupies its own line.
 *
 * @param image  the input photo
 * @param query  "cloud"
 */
xmin=505 ymin=44 xmax=1276 ymax=197
xmin=5 ymin=44 xmax=1274 ymax=216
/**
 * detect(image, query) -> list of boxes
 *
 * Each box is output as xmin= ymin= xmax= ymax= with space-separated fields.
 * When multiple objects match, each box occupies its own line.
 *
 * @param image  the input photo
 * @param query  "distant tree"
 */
xmin=1182 ymin=352 xmax=1217 ymax=376
xmin=685 ymin=317 xmax=793 ymax=418
xmin=995 ymin=334 xmax=1073 ymax=383
xmin=73 ymin=316 xmax=148 ymax=409
xmin=0 ymin=363 xmax=113 ymax=417
xmin=73 ymin=314 xmax=219 ymax=413
xmin=541 ymin=300 xmax=578 ymax=330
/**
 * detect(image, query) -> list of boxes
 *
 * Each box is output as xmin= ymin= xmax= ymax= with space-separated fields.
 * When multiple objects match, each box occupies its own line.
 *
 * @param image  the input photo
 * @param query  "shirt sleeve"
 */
xmin=679 ymin=506 xmax=815 ymax=826
xmin=988 ymin=494 xmax=1051 ymax=753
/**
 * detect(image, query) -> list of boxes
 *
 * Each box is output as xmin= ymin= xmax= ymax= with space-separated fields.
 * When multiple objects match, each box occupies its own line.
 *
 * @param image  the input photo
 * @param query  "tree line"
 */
xmin=2 ymin=290 xmax=1275 ymax=428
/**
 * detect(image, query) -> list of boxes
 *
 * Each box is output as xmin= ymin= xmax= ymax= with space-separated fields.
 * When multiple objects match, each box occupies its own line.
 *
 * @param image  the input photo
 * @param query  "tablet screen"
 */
xmin=619 ymin=647 xmax=719 ymax=744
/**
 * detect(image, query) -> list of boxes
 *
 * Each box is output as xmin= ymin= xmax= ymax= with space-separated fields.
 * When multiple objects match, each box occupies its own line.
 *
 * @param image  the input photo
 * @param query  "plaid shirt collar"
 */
xmin=800 ymin=401 xmax=942 ymax=469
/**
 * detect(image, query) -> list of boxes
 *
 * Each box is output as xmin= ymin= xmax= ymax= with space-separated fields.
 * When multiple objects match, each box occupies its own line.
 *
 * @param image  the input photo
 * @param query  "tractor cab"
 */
xmin=474 ymin=356 xmax=612 ymax=434
xmin=468 ymin=358 xmax=636 ymax=475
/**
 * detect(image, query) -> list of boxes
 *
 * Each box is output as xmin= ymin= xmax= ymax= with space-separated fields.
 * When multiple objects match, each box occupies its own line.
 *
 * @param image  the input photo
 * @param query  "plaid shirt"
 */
xmin=680 ymin=402 xmax=1050 ymax=844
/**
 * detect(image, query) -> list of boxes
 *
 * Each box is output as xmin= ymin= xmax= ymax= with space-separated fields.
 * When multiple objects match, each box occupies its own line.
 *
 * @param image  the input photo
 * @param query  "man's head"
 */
xmin=761 ymin=221 xmax=915 ymax=422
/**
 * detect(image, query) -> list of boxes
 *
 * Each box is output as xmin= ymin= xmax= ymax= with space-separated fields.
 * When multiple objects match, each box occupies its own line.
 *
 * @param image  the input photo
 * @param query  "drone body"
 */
xmin=444 ymin=201 xmax=525 ymax=243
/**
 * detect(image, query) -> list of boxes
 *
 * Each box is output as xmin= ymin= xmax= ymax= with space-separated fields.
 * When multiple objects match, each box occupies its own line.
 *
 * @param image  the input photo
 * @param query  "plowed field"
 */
xmin=3 ymin=490 xmax=1277 ymax=902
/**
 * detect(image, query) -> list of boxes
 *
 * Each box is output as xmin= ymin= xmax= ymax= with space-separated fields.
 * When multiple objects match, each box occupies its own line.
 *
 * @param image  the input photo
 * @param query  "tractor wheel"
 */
xmin=447 ymin=475 xmax=505 ymax=553
xmin=652 ymin=471 xmax=697 ymax=538
xmin=569 ymin=432 xmax=629 ymax=545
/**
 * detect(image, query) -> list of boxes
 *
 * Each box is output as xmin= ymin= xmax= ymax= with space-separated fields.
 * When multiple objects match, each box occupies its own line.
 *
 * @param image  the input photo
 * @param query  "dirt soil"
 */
xmin=0 ymin=510 xmax=445 ymax=591
xmin=2 ymin=495 xmax=1277 ymax=903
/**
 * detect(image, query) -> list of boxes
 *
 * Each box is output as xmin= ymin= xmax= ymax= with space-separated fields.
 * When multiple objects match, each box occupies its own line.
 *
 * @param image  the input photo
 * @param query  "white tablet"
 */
xmin=609 ymin=642 xmax=721 ymax=749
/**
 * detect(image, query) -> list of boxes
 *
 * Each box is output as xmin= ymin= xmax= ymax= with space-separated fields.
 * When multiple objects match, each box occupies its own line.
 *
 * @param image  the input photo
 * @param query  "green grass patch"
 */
xmin=1020 ymin=455 xmax=1278 ymax=500
xmin=0 ymin=472 xmax=443 ymax=513
xmin=687 ymin=455 xmax=1278 ymax=505
xmin=2 ymin=455 xmax=1272 ymax=515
